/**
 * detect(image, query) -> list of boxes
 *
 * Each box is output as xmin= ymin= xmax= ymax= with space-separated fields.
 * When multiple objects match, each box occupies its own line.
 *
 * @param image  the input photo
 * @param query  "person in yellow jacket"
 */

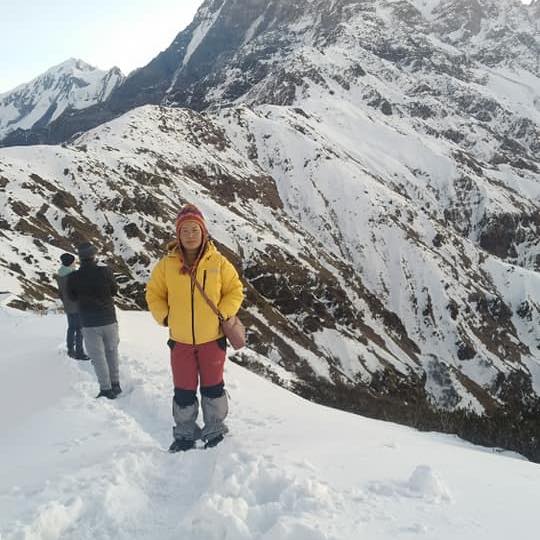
xmin=146 ymin=204 xmax=244 ymax=452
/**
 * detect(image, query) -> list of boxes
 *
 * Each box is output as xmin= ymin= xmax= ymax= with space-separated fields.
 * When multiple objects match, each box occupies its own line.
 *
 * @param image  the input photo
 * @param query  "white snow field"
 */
xmin=1 ymin=307 xmax=539 ymax=540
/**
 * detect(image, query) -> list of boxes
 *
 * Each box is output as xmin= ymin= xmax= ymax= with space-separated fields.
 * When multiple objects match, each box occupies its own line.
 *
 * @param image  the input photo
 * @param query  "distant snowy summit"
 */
xmin=0 ymin=59 xmax=124 ymax=143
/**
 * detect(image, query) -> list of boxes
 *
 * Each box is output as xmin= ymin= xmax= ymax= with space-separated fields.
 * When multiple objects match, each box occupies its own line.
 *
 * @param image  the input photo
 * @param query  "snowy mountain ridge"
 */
xmin=2 ymin=0 xmax=538 ymax=148
xmin=0 ymin=59 xmax=124 ymax=143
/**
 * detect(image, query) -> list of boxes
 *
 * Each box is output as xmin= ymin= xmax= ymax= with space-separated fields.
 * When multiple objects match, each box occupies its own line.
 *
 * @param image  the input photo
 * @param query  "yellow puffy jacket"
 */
xmin=146 ymin=242 xmax=244 ymax=345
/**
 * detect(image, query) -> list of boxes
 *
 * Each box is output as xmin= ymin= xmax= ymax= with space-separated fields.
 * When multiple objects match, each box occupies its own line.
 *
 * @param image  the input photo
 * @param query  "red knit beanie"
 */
xmin=175 ymin=204 xmax=208 ymax=240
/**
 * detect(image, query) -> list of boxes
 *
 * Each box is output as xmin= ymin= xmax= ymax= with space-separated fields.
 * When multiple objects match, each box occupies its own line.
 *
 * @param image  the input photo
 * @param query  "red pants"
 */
xmin=170 ymin=338 xmax=226 ymax=391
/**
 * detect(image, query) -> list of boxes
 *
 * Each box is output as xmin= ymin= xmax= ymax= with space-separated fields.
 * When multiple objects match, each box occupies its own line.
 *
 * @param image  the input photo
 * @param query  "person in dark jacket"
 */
xmin=55 ymin=253 xmax=89 ymax=360
xmin=67 ymin=242 xmax=121 ymax=399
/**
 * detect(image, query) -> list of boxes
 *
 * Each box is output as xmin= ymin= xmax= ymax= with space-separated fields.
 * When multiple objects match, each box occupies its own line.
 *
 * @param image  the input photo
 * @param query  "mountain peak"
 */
xmin=0 ymin=60 xmax=124 ymax=142
xmin=50 ymin=57 xmax=94 ymax=72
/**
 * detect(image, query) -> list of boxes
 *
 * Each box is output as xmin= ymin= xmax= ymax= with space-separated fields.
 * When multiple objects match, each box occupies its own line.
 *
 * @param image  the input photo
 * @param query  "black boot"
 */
xmin=96 ymin=389 xmax=116 ymax=399
xmin=204 ymin=434 xmax=224 ymax=449
xmin=111 ymin=382 xmax=122 ymax=397
xmin=75 ymin=352 xmax=90 ymax=361
xmin=168 ymin=438 xmax=195 ymax=453
xmin=67 ymin=349 xmax=76 ymax=359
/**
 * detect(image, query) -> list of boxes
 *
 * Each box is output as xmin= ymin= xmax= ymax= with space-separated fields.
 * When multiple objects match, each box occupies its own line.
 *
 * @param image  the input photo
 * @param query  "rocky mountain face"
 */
xmin=0 ymin=59 xmax=124 ymax=145
xmin=0 ymin=0 xmax=539 ymax=457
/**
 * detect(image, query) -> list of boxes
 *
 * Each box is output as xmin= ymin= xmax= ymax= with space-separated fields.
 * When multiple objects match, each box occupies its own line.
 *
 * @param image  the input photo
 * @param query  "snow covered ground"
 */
xmin=1 ymin=307 xmax=539 ymax=540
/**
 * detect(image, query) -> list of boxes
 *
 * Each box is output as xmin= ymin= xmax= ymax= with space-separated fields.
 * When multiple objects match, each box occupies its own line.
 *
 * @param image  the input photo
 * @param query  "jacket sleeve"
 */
xmin=146 ymin=257 xmax=169 ymax=326
xmin=67 ymin=272 xmax=78 ymax=301
xmin=55 ymin=276 xmax=64 ymax=302
xmin=218 ymin=257 xmax=244 ymax=319
xmin=108 ymin=268 xmax=118 ymax=296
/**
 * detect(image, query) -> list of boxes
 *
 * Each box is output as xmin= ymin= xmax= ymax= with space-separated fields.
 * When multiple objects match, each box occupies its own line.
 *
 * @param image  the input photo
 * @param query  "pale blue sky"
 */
xmin=0 ymin=0 xmax=204 ymax=93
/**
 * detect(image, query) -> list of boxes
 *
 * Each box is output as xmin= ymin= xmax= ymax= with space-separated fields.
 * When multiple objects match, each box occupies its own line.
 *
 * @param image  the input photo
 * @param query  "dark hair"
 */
xmin=60 ymin=253 xmax=75 ymax=266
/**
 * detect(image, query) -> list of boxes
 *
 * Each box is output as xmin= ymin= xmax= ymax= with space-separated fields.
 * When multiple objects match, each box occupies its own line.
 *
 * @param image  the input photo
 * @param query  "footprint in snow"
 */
xmin=172 ymin=447 xmax=344 ymax=540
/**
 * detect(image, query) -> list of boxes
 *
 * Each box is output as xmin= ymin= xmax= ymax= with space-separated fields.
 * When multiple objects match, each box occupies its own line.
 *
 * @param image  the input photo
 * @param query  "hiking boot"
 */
xmin=168 ymin=438 xmax=195 ymax=453
xmin=96 ymin=389 xmax=116 ymax=400
xmin=67 ymin=350 xmax=77 ymax=359
xmin=111 ymin=382 xmax=122 ymax=397
xmin=204 ymin=434 xmax=224 ymax=449
xmin=75 ymin=352 xmax=90 ymax=361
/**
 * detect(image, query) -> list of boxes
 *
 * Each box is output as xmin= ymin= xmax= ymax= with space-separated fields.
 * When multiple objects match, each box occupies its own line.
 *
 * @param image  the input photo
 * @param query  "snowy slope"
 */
xmin=0 ymin=59 xmax=124 ymax=142
xmin=220 ymin=103 xmax=540 ymax=400
xmin=0 ymin=105 xmax=426 ymax=397
xmin=1 ymin=306 xmax=539 ymax=540
xmin=209 ymin=0 xmax=540 ymax=268
xmin=0 ymin=103 xmax=539 ymax=454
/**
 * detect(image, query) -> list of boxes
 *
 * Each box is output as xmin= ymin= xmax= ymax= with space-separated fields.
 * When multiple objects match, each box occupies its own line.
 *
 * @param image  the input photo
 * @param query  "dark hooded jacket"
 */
xmin=67 ymin=260 xmax=118 ymax=327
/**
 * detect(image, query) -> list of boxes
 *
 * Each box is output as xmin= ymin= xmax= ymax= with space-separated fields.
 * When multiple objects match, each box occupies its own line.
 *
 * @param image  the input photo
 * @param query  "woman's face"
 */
xmin=179 ymin=221 xmax=203 ymax=251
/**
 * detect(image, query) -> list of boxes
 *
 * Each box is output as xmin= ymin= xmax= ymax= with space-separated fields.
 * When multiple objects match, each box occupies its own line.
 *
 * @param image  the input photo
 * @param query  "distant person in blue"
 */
xmin=67 ymin=242 xmax=121 ymax=400
xmin=55 ymin=252 xmax=89 ymax=361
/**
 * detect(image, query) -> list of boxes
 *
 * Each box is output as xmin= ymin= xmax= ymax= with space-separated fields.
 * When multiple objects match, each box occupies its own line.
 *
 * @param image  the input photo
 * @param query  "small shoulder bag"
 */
xmin=191 ymin=276 xmax=246 ymax=350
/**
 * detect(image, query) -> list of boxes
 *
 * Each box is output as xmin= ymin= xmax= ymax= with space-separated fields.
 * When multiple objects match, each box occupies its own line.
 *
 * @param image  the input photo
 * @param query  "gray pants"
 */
xmin=82 ymin=323 xmax=120 ymax=390
xmin=172 ymin=394 xmax=229 ymax=442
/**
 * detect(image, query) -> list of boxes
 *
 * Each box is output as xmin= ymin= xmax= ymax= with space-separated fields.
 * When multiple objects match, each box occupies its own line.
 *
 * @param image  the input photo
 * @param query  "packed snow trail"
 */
xmin=1 ymin=308 xmax=539 ymax=539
